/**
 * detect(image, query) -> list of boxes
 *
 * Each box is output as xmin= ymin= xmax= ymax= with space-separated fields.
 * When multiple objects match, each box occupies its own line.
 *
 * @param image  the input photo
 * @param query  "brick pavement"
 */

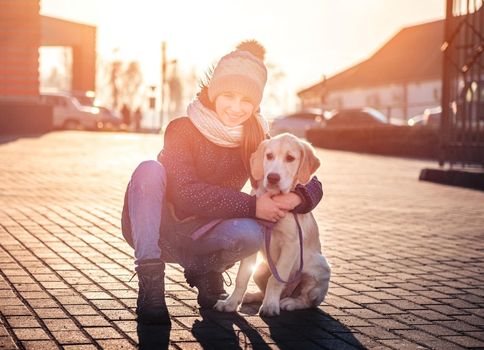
xmin=0 ymin=131 xmax=483 ymax=350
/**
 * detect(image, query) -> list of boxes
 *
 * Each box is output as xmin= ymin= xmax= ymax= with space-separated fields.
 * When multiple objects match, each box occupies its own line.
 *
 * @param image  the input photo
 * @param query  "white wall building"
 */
xmin=298 ymin=19 xmax=443 ymax=124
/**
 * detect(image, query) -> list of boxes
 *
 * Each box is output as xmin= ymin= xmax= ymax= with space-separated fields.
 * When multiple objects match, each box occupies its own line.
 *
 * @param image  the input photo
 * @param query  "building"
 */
xmin=0 ymin=0 xmax=96 ymax=133
xmin=298 ymin=19 xmax=444 ymax=123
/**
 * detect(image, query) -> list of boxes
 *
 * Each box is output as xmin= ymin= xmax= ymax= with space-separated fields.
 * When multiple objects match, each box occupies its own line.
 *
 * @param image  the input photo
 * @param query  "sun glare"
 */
xmin=40 ymin=0 xmax=445 ymax=114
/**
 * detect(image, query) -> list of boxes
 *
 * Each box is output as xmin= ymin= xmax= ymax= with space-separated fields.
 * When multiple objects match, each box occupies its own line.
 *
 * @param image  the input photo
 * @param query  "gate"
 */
xmin=440 ymin=0 xmax=484 ymax=167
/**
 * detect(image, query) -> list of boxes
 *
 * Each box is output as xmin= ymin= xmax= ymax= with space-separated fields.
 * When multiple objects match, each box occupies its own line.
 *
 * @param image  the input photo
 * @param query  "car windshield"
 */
xmin=289 ymin=113 xmax=320 ymax=120
xmin=362 ymin=108 xmax=387 ymax=123
xmin=69 ymin=96 xmax=83 ymax=108
xmin=328 ymin=109 xmax=386 ymax=125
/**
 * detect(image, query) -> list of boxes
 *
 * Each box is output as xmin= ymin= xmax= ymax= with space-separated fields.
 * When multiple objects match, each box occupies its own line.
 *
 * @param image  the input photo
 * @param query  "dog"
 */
xmin=214 ymin=133 xmax=331 ymax=316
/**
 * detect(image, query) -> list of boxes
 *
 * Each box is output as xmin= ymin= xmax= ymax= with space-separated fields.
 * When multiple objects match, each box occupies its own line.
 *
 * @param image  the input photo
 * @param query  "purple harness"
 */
xmin=261 ymin=212 xmax=304 ymax=284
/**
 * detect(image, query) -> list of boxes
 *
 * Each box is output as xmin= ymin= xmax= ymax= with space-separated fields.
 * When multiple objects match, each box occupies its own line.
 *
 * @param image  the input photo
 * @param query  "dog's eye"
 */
xmin=286 ymin=154 xmax=295 ymax=162
xmin=266 ymin=153 xmax=274 ymax=160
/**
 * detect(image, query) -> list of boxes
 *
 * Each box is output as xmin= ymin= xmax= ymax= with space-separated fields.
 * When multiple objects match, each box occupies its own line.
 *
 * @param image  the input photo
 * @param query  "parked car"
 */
xmin=40 ymin=92 xmax=101 ymax=130
xmin=325 ymin=107 xmax=387 ymax=127
xmin=270 ymin=109 xmax=325 ymax=137
xmin=70 ymin=91 xmax=123 ymax=131
xmin=96 ymin=106 xmax=123 ymax=131
xmin=408 ymin=107 xmax=441 ymax=127
xmin=72 ymin=90 xmax=96 ymax=107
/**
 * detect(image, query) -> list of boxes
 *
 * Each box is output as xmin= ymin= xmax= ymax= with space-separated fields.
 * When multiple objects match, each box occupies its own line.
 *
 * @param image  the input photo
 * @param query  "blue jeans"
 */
xmin=121 ymin=160 xmax=264 ymax=274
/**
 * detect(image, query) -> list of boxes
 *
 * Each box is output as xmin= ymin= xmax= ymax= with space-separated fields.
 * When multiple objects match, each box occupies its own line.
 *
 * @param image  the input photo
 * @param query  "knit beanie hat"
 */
xmin=208 ymin=40 xmax=268 ymax=107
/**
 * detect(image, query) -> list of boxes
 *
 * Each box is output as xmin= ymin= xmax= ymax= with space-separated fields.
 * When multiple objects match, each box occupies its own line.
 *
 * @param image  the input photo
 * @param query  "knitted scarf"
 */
xmin=187 ymin=99 xmax=269 ymax=148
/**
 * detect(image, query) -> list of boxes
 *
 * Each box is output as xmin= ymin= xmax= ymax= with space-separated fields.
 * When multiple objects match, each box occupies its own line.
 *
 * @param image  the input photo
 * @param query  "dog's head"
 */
xmin=250 ymin=133 xmax=320 ymax=194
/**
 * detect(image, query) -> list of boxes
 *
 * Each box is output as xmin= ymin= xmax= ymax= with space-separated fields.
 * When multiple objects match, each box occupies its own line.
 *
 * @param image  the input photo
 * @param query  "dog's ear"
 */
xmin=297 ymin=141 xmax=320 ymax=184
xmin=250 ymin=140 xmax=268 ymax=181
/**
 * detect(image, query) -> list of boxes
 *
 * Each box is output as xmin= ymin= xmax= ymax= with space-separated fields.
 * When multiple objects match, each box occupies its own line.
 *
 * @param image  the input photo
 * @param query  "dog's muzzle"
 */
xmin=266 ymin=173 xmax=280 ymax=185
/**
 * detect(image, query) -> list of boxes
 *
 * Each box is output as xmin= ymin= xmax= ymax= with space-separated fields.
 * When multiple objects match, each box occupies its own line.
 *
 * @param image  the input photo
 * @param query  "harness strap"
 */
xmin=264 ymin=212 xmax=304 ymax=284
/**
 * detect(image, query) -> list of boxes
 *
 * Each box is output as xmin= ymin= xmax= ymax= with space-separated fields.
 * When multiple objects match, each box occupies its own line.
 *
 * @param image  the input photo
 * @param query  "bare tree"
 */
xmin=109 ymin=60 xmax=122 ymax=110
xmin=265 ymin=61 xmax=287 ymax=113
xmin=107 ymin=60 xmax=143 ymax=111
xmin=120 ymin=61 xmax=143 ymax=109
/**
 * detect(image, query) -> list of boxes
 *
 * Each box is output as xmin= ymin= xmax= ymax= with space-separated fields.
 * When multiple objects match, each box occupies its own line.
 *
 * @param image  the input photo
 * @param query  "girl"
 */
xmin=121 ymin=40 xmax=323 ymax=325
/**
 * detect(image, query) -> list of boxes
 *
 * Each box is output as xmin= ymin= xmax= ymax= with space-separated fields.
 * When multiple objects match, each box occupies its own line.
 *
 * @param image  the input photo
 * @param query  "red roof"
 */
xmin=299 ymin=19 xmax=444 ymax=96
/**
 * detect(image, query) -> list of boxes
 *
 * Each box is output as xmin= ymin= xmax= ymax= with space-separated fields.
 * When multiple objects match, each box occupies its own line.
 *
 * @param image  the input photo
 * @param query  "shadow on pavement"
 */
xmin=188 ymin=306 xmax=363 ymax=349
xmin=137 ymin=323 xmax=171 ymax=350
xmin=192 ymin=308 xmax=272 ymax=349
xmin=262 ymin=308 xmax=364 ymax=349
xmin=0 ymin=133 xmax=46 ymax=145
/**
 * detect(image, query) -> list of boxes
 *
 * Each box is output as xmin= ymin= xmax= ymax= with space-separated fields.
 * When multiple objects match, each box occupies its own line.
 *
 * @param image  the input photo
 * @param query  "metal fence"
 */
xmin=440 ymin=0 xmax=484 ymax=167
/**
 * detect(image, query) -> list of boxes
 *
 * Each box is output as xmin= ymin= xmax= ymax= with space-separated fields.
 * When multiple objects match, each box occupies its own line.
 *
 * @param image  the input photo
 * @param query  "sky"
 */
xmin=40 ymin=0 xmax=445 ymax=114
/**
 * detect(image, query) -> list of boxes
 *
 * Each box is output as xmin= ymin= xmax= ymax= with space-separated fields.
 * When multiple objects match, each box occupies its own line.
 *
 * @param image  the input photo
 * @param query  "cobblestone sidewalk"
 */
xmin=0 ymin=131 xmax=483 ymax=349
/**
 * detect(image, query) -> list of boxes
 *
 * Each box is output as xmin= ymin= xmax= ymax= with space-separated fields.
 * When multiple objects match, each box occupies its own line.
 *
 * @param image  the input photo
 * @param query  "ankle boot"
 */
xmin=136 ymin=262 xmax=171 ymax=325
xmin=184 ymin=270 xmax=228 ymax=309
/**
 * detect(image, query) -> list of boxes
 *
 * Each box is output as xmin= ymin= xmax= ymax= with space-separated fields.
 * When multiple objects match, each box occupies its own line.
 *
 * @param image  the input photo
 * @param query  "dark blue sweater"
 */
xmin=157 ymin=117 xmax=323 ymax=221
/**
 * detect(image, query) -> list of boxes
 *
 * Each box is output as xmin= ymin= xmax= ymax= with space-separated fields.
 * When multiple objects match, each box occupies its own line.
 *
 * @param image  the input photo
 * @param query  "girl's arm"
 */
xmin=292 ymin=176 xmax=323 ymax=213
xmin=272 ymin=176 xmax=323 ymax=214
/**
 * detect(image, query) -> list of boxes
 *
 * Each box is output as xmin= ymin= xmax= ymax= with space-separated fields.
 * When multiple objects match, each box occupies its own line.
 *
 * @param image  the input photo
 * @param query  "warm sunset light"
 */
xmin=1 ymin=1 xmax=483 ymax=348
xmin=40 ymin=0 xmax=445 ymax=116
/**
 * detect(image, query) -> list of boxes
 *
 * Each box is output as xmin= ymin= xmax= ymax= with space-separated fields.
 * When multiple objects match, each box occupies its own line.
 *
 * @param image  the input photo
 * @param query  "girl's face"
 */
xmin=214 ymin=91 xmax=255 ymax=127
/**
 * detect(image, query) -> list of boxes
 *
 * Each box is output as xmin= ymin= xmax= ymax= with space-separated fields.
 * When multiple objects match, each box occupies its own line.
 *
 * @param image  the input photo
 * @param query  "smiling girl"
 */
xmin=121 ymin=40 xmax=323 ymax=324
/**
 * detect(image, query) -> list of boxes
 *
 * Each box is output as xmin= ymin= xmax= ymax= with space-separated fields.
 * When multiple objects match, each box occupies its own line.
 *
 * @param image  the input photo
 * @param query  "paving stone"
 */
xmin=365 ymin=304 xmax=406 ymax=315
xmin=409 ymin=310 xmax=454 ymax=321
xmin=0 ymin=335 xmax=18 ymax=349
xmin=12 ymin=327 xmax=50 ymax=341
xmin=63 ymin=305 xmax=98 ymax=316
xmin=367 ymin=318 xmax=411 ymax=330
xmin=21 ymin=340 xmax=60 ymax=350
xmin=34 ymin=308 xmax=68 ymax=319
xmin=51 ymin=330 xmax=90 ymax=344
xmin=83 ymin=327 xmax=123 ymax=340
xmin=436 ymin=320 xmax=481 ymax=332
xmin=6 ymin=316 xmax=41 ymax=328
xmin=354 ymin=326 xmax=398 ymax=340
xmin=95 ymin=339 xmax=137 ymax=349
xmin=75 ymin=316 xmax=111 ymax=327
xmin=43 ymin=318 xmax=80 ymax=332
xmin=379 ymin=338 xmax=457 ymax=350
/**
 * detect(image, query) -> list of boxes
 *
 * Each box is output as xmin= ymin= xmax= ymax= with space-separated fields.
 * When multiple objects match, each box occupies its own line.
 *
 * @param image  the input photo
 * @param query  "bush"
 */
xmin=306 ymin=125 xmax=440 ymax=159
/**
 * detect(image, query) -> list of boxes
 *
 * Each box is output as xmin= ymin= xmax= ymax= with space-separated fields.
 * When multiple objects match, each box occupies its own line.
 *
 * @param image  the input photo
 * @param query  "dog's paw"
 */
xmin=280 ymin=297 xmax=299 ymax=311
xmin=242 ymin=291 xmax=264 ymax=304
xmin=259 ymin=302 xmax=280 ymax=317
xmin=214 ymin=298 xmax=239 ymax=313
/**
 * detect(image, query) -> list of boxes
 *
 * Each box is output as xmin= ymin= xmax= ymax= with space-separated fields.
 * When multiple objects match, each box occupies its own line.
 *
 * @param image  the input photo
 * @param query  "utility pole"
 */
xmin=160 ymin=42 xmax=166 ymax=131
xmin=160 ymin=42 xmax=177 ymax=132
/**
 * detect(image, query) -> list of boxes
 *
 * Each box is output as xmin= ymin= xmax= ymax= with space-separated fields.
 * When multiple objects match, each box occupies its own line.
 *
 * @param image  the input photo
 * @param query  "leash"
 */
xmin=263 ymin=212 xmax=304 ymax=284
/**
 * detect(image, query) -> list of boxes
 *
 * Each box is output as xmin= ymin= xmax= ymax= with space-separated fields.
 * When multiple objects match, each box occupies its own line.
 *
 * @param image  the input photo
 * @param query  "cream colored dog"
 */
xmin=214 ymin=133 xmax=331 ymax=316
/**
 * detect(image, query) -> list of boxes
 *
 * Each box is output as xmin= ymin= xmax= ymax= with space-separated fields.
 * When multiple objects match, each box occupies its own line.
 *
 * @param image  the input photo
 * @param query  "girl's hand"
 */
xmin=272 ymin=192 xmax=302 ymax=211
xmin=256 ymin=192 xmax=288 ymax=222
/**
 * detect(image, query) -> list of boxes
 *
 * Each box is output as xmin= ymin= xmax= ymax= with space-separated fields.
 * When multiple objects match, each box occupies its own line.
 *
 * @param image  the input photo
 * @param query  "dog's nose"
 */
xmin=267 ymin=173 xmax=280 ymax=185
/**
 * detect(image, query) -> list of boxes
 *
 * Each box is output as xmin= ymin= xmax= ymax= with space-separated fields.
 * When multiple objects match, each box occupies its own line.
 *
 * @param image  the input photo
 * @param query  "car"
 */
xmin=96 ymin=106 xmax=123 ymax=131
xmin=408 ymin=107 xmax=441 ymax=127
xmin=71 ymin=91 xmax=123 ymax=131
xmin=270 ymin=109 xmax=325 ymax=137
xmin=72 ymin=90 xmax=96 ymax=107
xmin=325 ymin=107 xmax=388 ymax=127
xmin=40 ymin=92 xmax=102 ymax=130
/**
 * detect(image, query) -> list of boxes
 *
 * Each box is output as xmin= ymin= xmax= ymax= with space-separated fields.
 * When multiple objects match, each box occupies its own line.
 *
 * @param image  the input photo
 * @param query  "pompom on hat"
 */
xmin=208 ymin=40 xmax=268 ymax=107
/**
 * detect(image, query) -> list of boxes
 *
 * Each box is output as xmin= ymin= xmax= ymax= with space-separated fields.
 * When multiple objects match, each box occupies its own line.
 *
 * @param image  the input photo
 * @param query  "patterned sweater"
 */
xmin=157 ymin=117 xmax=323 ymax=224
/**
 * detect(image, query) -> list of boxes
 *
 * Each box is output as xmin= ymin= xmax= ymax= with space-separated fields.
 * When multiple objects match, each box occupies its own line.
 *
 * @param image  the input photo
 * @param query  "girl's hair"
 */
xmin=241 ymin=113 xmax=266 ymax=173
xmin=197 ymin=81 xmax=266 ymax=173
